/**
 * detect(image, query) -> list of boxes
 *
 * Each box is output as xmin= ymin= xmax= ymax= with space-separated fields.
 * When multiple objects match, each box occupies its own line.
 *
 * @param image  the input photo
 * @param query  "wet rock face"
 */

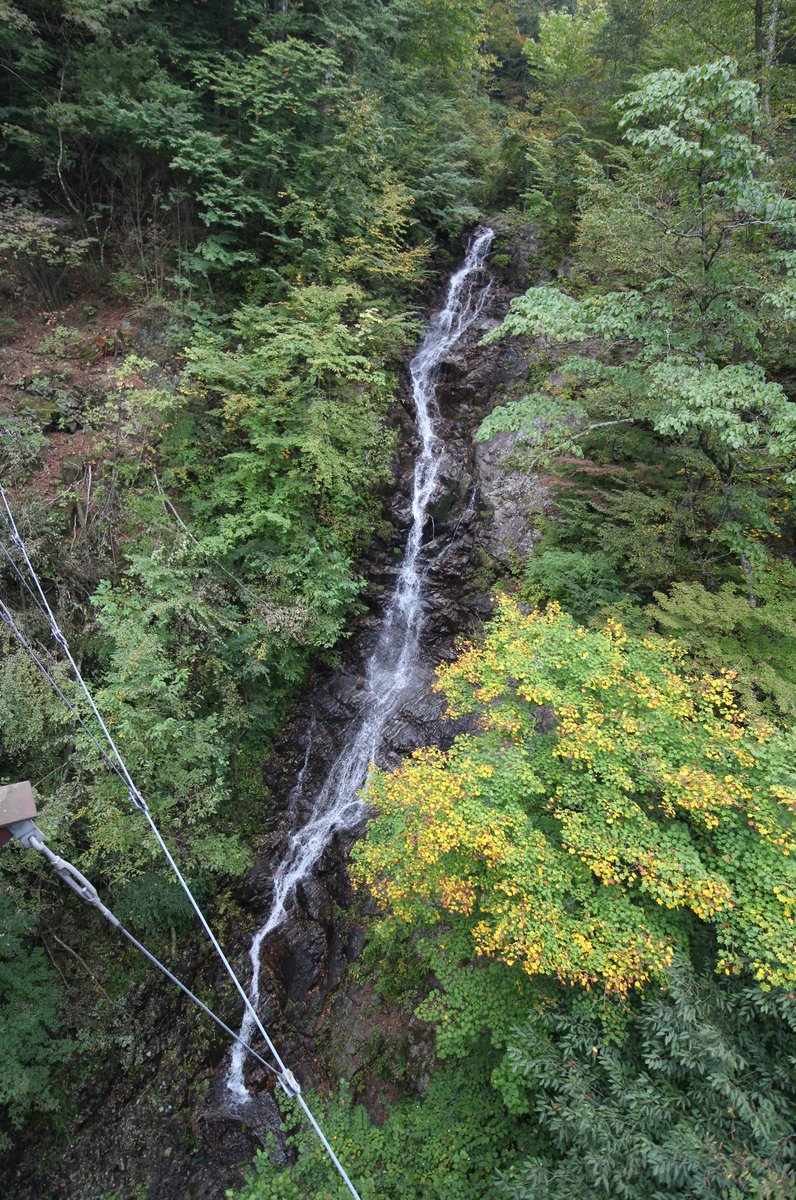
xmin=475 ymin=430 xmax=546 ymax=566
xmin=202 ymin=1083 xmax=288 ymax=1173
xmin=220 ymin=222 xmax=548 ymax=1113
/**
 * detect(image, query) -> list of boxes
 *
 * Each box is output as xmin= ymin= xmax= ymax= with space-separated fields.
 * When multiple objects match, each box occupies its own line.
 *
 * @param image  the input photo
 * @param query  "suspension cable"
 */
xmin=0 ymin=597 xmax=131 ymax=788
xmin=0 ymin=485 xmax=363 ymax=1200
xmin=13 ymin=819 xmax=280 ymax=1077
xmin=0 ymin=485 xmax=282 ymax=1058
xmin=0 ymin=538 xmax=49 ymax=615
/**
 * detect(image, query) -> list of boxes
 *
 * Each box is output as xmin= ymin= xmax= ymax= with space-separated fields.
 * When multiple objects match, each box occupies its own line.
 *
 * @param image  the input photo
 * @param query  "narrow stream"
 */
xmin=227 ymin=228 xmax=495 ymax=1100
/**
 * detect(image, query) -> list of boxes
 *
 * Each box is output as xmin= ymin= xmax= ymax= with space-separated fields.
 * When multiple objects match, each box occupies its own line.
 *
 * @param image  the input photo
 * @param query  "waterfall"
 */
xmin=227 ymin=228 xmax=494 ymax=1100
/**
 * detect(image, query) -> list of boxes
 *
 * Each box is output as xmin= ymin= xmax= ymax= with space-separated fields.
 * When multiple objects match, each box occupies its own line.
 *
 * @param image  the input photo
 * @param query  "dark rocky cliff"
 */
xmin=197 ymin=219 xmax=549 ymax=1177
xmin=5 ymin=222 xmax=547 ymax=1200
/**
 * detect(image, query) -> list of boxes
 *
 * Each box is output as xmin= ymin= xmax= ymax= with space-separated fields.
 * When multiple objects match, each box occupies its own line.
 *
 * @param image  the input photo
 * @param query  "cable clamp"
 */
xmin=278 ymin=1068 xmax=301 ymax=1098
xmin=51 ymin=625 xmax=68 ymax=649
xmin=7 ymin=819 xmax=120 ymax=928
xmin=128 ymin=787 xmax=147 ymax=812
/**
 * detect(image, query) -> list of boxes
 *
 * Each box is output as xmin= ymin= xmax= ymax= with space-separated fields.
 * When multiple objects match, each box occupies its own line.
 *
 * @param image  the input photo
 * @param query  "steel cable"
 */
xmin=0 ymin=484 xmax=362 ymax=1200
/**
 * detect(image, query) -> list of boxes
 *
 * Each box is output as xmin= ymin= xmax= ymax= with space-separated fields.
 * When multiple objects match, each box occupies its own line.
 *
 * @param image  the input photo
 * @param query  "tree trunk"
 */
xmin=763 ymin=0 xmax=780 ymax=122
xmin=755 ymin=0 xmax=764 ymax=57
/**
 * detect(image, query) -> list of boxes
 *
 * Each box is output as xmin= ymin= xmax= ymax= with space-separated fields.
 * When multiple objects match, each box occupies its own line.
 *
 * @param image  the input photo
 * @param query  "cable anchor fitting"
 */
xmin=128 ymin=787 xmax=147 ymax=813
xmin=278 ymin=1068 xmax=302 ymax=1098
xmin=50 ymin=624 xmax=68 ymax=649
xmin=8 ymin=818 xmax=120 ymax=928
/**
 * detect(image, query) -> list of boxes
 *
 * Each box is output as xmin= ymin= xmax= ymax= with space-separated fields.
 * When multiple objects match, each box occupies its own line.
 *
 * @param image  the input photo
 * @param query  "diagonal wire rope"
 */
xmin=0 ymin=484 xmax=281 ymax=1056
xmin=119 ymin=922 xmax=282 ymax=1080
xmin=0 ymin=485 xmax=362 ymax=1200
xmin=17 ymin=824 xmax=280 ymax=1080
xmin=0 ymin=538 xmax=50 ymax=615
xmin=0 ymin=598 xmax=132 ymax=788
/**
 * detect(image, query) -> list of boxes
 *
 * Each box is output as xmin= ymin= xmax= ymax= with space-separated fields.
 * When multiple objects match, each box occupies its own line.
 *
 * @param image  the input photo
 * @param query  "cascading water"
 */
xmin=227 ymin=228 xmax=495 ymax=1100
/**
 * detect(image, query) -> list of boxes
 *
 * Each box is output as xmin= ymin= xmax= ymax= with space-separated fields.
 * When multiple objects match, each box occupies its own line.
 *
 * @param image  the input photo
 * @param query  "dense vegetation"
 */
xmin=1 ymin=0 xmax=795 ymax=1196
xmin=0 ymin=0 xmax=500 ymax=1158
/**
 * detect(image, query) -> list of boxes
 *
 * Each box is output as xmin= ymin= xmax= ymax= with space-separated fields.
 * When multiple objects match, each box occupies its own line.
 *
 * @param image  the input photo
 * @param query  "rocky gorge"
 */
xmin=4 ymin=222 xmax=549 ymax=1200
xmin=203 ymin=220 xmax=550 ymax=1181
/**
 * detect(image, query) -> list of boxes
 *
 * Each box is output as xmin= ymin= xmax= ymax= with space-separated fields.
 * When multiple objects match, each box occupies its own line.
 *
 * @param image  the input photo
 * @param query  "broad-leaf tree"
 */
xmin=480 ymin=59 xmax=796 ymax=578
xmin=354 ymin=596 xmax=796 ymax=999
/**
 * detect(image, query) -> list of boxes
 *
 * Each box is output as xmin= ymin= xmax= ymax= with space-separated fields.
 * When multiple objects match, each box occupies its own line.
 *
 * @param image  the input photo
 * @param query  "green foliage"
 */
xmin=0 ymin=524 xmax=255 ymax=897
xmin=232 ymin=1065 xmax=518 ymax=1200
xmin=39 ymin=323 xmax=84 ymax=358
xmin=524 ymin=2 xmax=612 ymax=126
xmin=0 ymin=0 xmax=497 ymax=292
xmin=0 ymin=187 xmax=95 ymax=304
xmin=0 ymin=414 xmax=48 ymax=483
xmin=483 ymin=57 xmax=796 ymax=585
xmin=0 ymin=633 xmax=71 ymax=777
xmin=522 ymin=546 xmax=624 ymax=623
xmin=234 ymin=959 xmax=796 ymax=1199
xmin=352 ymin=589 xmax=796 ymax=1197
xmin=111 ymin=871 xmax=195 ymax=937
xmin=0 ymin=893 xmax=74 ymax=1149
xmin=69 ymin=558 xmax=251 ymax=884
xmin=172 ymin=285 xmax=409 ymax=657
xmin=355 ymin=597 xmax=796 ymax=1002
xmin=648 ymin=565 xmax=796 ymax=720
xmin=498 ymin=963 xmax=796 ymax=1199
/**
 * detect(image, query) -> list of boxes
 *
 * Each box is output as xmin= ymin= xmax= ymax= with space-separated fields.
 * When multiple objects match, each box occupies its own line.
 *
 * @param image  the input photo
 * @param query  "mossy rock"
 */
xmin=16 ymin=394 xmax=59 ymax=427
xmin=61 ymin=455 xmax=86 ymax=483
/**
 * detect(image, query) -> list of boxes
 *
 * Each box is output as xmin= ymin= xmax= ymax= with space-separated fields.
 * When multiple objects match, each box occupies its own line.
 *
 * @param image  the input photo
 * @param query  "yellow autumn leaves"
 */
xmin=352 ymin=597 xmax=796 ymax=994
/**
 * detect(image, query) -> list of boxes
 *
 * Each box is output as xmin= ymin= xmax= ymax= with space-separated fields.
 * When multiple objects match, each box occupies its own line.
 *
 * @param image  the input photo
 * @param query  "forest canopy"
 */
xmin=1 ymin=1 xmax=796 ymax=1198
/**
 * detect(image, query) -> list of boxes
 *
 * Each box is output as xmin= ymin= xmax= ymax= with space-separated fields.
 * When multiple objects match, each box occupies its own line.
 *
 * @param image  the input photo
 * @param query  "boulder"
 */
xmin=474 ymin=429 xmax=546 ymax=566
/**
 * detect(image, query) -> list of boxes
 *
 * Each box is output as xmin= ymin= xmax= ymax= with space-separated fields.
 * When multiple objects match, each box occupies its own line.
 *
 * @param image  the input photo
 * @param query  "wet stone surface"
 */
xmin=199 ymin=222 xmax=549 ymax=1172
xmin=5 ymin=223 xmax=549 ymax=1200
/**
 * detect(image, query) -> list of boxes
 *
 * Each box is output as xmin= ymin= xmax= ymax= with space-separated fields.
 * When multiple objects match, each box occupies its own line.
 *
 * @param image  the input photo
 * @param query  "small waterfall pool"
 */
xmin=227 ymin=228 xmax=495 ymax=1100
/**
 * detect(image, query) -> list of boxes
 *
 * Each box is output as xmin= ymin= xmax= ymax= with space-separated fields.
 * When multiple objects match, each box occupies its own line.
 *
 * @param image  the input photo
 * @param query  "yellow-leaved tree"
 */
xmin=353 ymin=597 xmax=796 ymax=996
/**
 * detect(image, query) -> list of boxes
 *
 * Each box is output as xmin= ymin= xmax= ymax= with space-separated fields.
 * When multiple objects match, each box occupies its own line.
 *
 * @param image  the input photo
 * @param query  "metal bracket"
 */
xmin=5 ymin=816 xmax=44 ymax=849
xmin=6 ymin=819 xmax=119 ymax=928
xmin=278 ymin=1068 xmax=302 ymax=1098
xmin=0 ymin=778 xmax=37 ymax=823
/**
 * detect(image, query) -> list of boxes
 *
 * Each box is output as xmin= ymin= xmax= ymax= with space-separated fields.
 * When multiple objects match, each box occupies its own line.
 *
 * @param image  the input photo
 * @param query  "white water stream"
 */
xmin=227 ymin=228 xmax=494 ymax=1099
